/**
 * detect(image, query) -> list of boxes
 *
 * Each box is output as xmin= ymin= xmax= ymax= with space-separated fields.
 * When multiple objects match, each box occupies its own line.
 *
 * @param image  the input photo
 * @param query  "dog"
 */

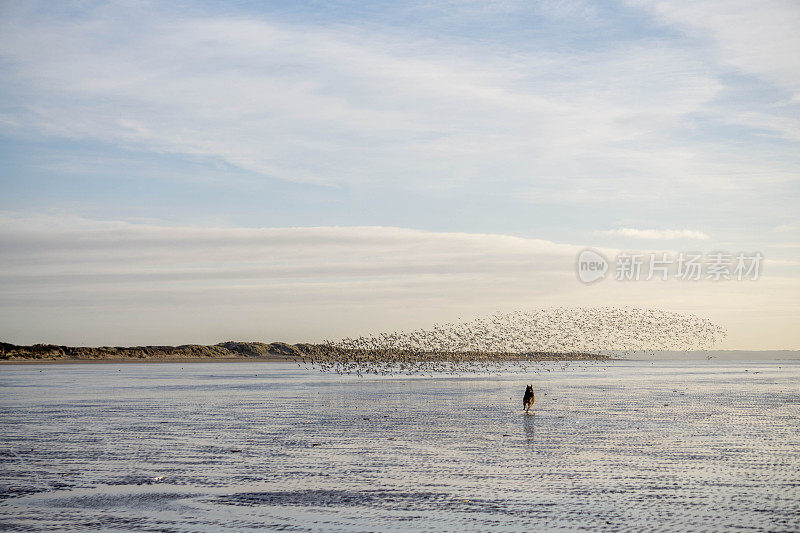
xmin=523 ymin=384 xmax=534 ymax=414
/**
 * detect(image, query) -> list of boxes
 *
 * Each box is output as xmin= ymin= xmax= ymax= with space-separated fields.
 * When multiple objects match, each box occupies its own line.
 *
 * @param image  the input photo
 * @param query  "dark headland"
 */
xmin=0 ymin=341 xmax=609 ymax=364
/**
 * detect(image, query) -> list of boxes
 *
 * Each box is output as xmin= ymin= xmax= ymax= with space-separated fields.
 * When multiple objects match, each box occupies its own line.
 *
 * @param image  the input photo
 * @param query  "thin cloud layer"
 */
xmin=0 ymin=216 xmax=796 ymax=349
xmin=0 ymin=215 xmax=574 ymax=281
xmin=600 ymin=228 xmax=711 ymax=240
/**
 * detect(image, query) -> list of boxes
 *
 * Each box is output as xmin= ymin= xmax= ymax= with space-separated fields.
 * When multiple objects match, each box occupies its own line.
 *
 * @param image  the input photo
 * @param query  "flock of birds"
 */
xmin=304 ymin=307 xmax=727 ymax=375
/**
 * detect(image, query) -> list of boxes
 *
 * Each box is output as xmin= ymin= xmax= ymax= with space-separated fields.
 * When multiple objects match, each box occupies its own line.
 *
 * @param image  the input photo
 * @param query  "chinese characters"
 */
xmin=614 ymin=252 xmax=762 ymax=281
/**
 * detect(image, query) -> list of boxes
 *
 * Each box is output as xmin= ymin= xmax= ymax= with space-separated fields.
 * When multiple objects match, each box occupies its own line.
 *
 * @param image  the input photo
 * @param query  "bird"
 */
xmin=309 ymin=307 xmax=726 ymax=375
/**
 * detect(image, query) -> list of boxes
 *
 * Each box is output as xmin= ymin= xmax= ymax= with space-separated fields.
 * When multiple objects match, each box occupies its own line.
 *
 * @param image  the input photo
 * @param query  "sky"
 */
xmin=0 ymin=0 xmax=798 ymax=349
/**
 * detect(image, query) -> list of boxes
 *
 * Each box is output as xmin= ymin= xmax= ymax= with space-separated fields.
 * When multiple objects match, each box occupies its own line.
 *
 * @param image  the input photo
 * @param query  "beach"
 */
xmin=1 ymin=360 xmax=798 ymax=531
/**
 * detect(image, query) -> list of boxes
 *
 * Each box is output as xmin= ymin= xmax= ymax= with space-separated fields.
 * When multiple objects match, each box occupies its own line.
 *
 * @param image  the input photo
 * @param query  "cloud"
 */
xmin=0 ymin=215 xmax=797 ymax=349
xmin=599 ymin=228 xmax=710 ymax=240
xmin=0 ymin=0 xmax=742 ymax=197
xmin=629 ymin=0 xmax=800 ymax=92
xmin=0 ymin=0 xmax=796 ymax=228
xmin=628 ymin=0 xmax=800 ymax=147
xmin=0 ymin=3 xmax=797 ymax=348
xmin=774 ymin=223 xmax=800 ymax=233
xmin=0 ymin=214 xmax=580 ymax=343
xmin=0 ymin=214 xmax=578 ymax=298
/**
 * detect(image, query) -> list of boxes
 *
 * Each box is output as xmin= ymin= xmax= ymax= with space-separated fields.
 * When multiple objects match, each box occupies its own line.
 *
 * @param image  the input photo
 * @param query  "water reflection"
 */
xmin=0 ymin=361 xmax=798 ymax=531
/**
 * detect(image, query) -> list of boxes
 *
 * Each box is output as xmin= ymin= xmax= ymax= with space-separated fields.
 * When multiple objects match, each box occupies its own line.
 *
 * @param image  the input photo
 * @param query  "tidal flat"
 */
xmin=1 ymin=360 xmax=798 ymax=531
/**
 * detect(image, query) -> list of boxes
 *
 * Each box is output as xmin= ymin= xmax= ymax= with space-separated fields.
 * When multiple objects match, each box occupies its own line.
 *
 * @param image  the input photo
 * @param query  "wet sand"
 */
xmin=1 ymin=360 xmax=798 ymax=531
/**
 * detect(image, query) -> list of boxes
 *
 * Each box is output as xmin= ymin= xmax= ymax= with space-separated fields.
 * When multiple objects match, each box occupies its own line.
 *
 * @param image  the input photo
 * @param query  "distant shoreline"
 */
xmin=0 ymin=356 xmax=299 ymax=365
xmin=0 ymin=341 xmax=609 ymax=365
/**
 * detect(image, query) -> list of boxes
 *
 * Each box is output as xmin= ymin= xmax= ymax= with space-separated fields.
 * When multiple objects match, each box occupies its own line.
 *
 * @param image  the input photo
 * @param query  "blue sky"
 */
xmin=0 ymin=0 xmax=798 ymax=347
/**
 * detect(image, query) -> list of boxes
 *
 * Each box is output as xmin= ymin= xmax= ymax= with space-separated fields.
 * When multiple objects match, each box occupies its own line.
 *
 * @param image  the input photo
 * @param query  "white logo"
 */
xmin=576 ymin=249 xmax=608 ymax=283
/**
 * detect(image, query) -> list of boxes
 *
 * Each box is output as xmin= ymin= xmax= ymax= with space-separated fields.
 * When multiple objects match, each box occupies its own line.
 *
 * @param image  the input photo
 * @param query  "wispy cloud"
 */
xmin=0 ymin=0 xmax=758 ymax=196
xmin=599 ymin=228 xmax=711 ymax=240
xmin=0 ymin=1 xmax=796 ymax=225
xmin=630 ymin=0 xmax=800 ymax=92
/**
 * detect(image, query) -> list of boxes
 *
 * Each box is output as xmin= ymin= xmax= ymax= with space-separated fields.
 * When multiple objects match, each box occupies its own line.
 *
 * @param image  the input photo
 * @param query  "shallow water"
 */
xmin=1 ymin=360 xmax=798 ymax=531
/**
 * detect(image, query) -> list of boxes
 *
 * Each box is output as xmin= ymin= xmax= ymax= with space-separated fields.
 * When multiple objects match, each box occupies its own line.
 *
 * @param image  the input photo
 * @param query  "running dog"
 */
xmin=523 ymin=384 xmax=535 ymax=414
